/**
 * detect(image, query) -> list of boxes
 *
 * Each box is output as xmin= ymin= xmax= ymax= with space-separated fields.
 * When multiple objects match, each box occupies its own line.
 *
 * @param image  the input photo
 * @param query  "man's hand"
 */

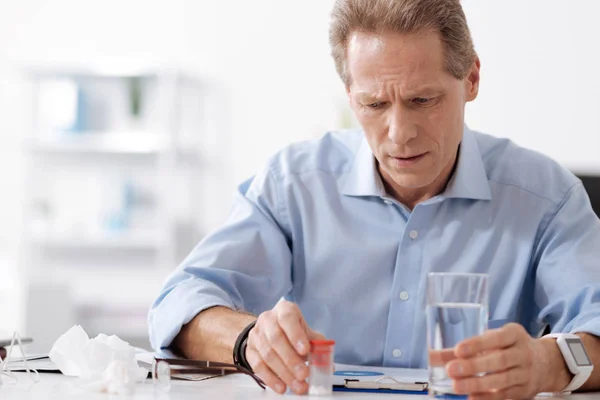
xmin=246 ymin=300 xmax=325 ymax=395
xmin=445 ymin=323 xmax=571 ymax=400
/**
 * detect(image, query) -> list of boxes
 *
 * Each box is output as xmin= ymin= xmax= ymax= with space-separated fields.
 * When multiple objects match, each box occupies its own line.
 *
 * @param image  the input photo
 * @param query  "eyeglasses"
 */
xmin=148 ymin=358 xmax=266 ymax=392
xmin=0 ymin=331 xmax=40 ymax=387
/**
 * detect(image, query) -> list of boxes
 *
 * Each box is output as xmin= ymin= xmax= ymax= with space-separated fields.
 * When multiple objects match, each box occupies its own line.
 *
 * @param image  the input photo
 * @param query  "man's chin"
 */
xmin=388 ymin=173 xmax=435 ymax=190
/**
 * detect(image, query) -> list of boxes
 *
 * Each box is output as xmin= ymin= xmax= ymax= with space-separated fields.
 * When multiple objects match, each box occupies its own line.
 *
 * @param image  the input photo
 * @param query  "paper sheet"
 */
xmin=4 ymin=356 xmax=59 ymax=372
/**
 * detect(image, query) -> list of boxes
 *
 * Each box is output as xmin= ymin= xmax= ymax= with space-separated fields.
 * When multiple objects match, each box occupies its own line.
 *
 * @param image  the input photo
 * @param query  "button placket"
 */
xmin=383 ymin=209 xmax=430 ymax=365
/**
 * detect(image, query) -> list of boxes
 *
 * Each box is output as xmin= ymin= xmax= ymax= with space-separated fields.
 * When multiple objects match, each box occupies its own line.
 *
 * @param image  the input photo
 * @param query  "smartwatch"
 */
xmin=543 ymin=333 xmax=594 ymax=393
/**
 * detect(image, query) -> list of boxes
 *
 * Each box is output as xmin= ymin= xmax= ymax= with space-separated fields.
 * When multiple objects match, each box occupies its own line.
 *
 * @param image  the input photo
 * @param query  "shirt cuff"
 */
xmin=148 ymin=279 xmax=235 ymax=351
xmin=571 ymin=318 xmax=600 ymax=339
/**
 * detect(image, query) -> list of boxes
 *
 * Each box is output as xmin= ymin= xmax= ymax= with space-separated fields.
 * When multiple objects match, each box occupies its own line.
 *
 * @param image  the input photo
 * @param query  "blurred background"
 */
xmin=0 ymin=0 xmax=599 ymax=352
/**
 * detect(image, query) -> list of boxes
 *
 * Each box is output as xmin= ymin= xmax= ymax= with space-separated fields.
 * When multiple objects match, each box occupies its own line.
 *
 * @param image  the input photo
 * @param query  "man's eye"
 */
xmin=367 ymin=102 xmax=384 ymax=109
xmin=412 ymin=97 xmax=430 ymax=105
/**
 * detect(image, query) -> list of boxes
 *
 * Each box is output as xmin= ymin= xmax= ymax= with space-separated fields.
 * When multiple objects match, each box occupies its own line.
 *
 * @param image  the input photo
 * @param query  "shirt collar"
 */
xmin=341 ymin=126 xmax=492 ymax=201
xmin=341 ymin=137 xmax=387 ymax=198
xmin=442 ymin=127 xmax=492 ymax=201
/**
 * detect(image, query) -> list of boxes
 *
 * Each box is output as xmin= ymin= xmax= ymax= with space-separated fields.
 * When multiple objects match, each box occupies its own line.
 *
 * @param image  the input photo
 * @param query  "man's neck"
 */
xmin=380 ymin=149 xmax=459 ymax=210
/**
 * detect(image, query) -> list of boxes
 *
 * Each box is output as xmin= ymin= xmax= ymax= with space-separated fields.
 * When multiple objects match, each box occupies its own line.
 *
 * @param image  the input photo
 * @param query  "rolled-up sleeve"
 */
xmin=535 ymin=182 xmax=600 ymax=336
xmin=148 ymin=164 xmax=293 ymax=351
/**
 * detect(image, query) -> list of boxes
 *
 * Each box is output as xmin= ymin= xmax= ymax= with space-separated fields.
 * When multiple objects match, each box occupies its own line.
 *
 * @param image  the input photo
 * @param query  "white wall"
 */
xmin=179 ymin=0 xmax=343 ymax=180
xmin=462 ymin=0 xmax=600 ymax=174
xmin=0 ymin=2 xmax=29 ymax=332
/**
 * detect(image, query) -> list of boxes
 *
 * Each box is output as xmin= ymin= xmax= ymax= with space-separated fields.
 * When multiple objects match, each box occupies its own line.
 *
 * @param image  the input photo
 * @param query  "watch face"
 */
xmin=566 ymin=338 xmax=592 ymax=366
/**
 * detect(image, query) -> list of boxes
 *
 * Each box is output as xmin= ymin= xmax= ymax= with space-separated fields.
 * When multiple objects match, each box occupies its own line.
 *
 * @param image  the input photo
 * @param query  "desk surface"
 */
xmin=0 ymin=372 xmax=596 ymax=399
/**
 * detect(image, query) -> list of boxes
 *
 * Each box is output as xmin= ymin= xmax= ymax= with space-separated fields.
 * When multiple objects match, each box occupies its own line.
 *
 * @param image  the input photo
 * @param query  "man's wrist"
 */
xmin=233 ymin=320 xmax=257 ymax=371
xmin=174 ymin=306 xmax=256 ymax=362
xmin=538 ymin=337 xmax=573 ymax=392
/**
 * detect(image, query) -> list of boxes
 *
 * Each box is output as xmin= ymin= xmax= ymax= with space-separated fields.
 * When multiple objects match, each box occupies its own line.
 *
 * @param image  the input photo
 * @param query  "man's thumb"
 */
xmin=307 ymin=328 xmax=326 ymax=341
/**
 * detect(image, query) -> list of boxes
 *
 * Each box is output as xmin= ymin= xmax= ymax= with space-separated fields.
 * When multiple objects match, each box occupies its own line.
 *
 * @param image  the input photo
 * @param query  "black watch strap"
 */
xmin=233 ymin=320 xmax=257 ymax=372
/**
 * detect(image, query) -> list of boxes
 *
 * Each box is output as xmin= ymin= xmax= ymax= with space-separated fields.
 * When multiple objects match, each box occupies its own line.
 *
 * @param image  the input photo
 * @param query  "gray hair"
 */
xmin=329 ymin=0 xmax=477 ymax=86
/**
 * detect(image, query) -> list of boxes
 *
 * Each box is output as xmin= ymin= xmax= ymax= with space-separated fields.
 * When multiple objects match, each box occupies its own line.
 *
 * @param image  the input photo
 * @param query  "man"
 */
xmin=149 ymin=0 xmax=600 ymax=398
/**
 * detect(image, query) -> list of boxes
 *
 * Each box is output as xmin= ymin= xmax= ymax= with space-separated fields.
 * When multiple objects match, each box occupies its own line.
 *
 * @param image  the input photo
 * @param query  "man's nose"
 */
xmin=388 ymin=105 xmax=417 ymax=145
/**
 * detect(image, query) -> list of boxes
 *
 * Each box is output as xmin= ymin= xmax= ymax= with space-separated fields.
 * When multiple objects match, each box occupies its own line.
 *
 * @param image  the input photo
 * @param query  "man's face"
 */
xmin=346 ymin=30 xmax=480 ymax=197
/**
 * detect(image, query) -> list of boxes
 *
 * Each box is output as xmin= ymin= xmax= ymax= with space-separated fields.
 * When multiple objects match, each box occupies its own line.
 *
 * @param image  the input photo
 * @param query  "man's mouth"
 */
xmin=390 ymin=153 xmax=427 ymax=166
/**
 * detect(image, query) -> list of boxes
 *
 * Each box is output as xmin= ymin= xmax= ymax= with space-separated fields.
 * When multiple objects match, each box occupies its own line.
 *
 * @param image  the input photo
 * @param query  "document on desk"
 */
xmin=4 ymin=354 xmax=59 ymax=372
xmin=333 ymin=363 xmax=429 ymax=393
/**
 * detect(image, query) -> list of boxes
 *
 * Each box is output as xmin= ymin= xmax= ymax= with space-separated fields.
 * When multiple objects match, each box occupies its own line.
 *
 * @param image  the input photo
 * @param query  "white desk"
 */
xmin=0 ymin=372 xmax=596 ymax=399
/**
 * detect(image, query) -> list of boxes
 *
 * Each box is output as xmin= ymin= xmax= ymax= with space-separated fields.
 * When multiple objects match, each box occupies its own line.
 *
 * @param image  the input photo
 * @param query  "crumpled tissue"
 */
xmin=49 ymin=325 xmax=147 ymax=394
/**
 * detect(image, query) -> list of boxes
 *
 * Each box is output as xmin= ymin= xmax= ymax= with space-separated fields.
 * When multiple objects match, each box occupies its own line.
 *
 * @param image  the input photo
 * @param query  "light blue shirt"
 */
xmin=148 ymin=127 xmax=600 ymax=368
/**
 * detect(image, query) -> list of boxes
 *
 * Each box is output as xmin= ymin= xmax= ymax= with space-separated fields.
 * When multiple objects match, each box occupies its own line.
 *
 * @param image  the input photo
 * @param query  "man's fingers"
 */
xmin=446 ymin=347 xmax=525 ymax=378
xmin=307 ymin=328 xmax=326 ymax=341
xmin=246 ymin=347 xmax=287 ymax=394
xmin=429 ymin=348 xmax=456 ymax=367
xmin=452 ymin=367 xmax=527 ymax=394
xmin=276 ymin=301 xmax=311 ymax=356
xmin=455 ymin=323 xmax=523 ymax=358
xmin=262 ymin=323 xmax=309 ymax=381
xmin=247 ymin=300 xmax=326 ymax=395
xmin=250 ymin=324 xmax=302 ymax=392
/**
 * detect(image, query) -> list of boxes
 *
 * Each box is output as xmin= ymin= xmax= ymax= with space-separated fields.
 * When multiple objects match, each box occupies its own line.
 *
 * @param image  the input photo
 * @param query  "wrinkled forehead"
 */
xmin=345 ymin=30 xmax=451 ymax=92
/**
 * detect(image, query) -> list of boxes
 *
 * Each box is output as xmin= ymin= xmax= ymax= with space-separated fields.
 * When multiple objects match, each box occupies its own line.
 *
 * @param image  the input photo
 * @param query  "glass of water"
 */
xmin=426 ymin=272 xmax=488 ymax=397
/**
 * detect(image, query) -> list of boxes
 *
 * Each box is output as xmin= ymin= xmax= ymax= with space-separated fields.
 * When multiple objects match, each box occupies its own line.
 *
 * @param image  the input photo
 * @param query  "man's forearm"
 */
xmin=173 ymin=306 xmax=256 ymax=362
xmin=539 ymin=332 xmax=600 ymax=392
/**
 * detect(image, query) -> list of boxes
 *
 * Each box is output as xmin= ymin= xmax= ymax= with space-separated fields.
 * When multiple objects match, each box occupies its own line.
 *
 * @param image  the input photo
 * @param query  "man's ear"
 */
xmin=465 ymin=56 xmax=481 ymax=102
xmin=345 ymin=84 xmax=355 ymax=110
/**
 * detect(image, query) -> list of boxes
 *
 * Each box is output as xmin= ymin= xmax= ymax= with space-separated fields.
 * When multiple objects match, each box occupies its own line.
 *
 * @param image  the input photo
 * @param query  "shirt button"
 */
xmin=399 ymin=291 xmax=410 ymax=301
xmin=409 ymin=230 xmax=419 ymax=239
xmin=383 ymin=199 xmax=393 ymax=205
xmin=392 ymin=349 xmax=403 ymax=358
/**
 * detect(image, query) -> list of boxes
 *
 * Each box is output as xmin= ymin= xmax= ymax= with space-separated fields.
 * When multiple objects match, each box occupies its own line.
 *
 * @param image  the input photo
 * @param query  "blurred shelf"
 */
xmin=23 ymin=63 xmax=174 ymax=79
xmin=24 ymin=131 xmax=168 ymax=155
xmin=19 ymin=64 xmax=218 ymax=353
xmin=24 ymin=133 xmax=205 ymax=163
xmin=29 ymin=230 xmax=167 ymax=249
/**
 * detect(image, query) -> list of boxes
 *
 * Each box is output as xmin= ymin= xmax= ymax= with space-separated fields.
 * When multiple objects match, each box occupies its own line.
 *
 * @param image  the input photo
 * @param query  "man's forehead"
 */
xmin=350 ymin=71 xmax=447 ymax=96
xmin=346 ymin=30 xmax=451 ymax=93
xmin=352 ymin=83 xmax=443 ymax=99
xmin=347 ymin=29 xmax=444 ymax=60
xmin=347 ymin=31 xmax=385 ymax=52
